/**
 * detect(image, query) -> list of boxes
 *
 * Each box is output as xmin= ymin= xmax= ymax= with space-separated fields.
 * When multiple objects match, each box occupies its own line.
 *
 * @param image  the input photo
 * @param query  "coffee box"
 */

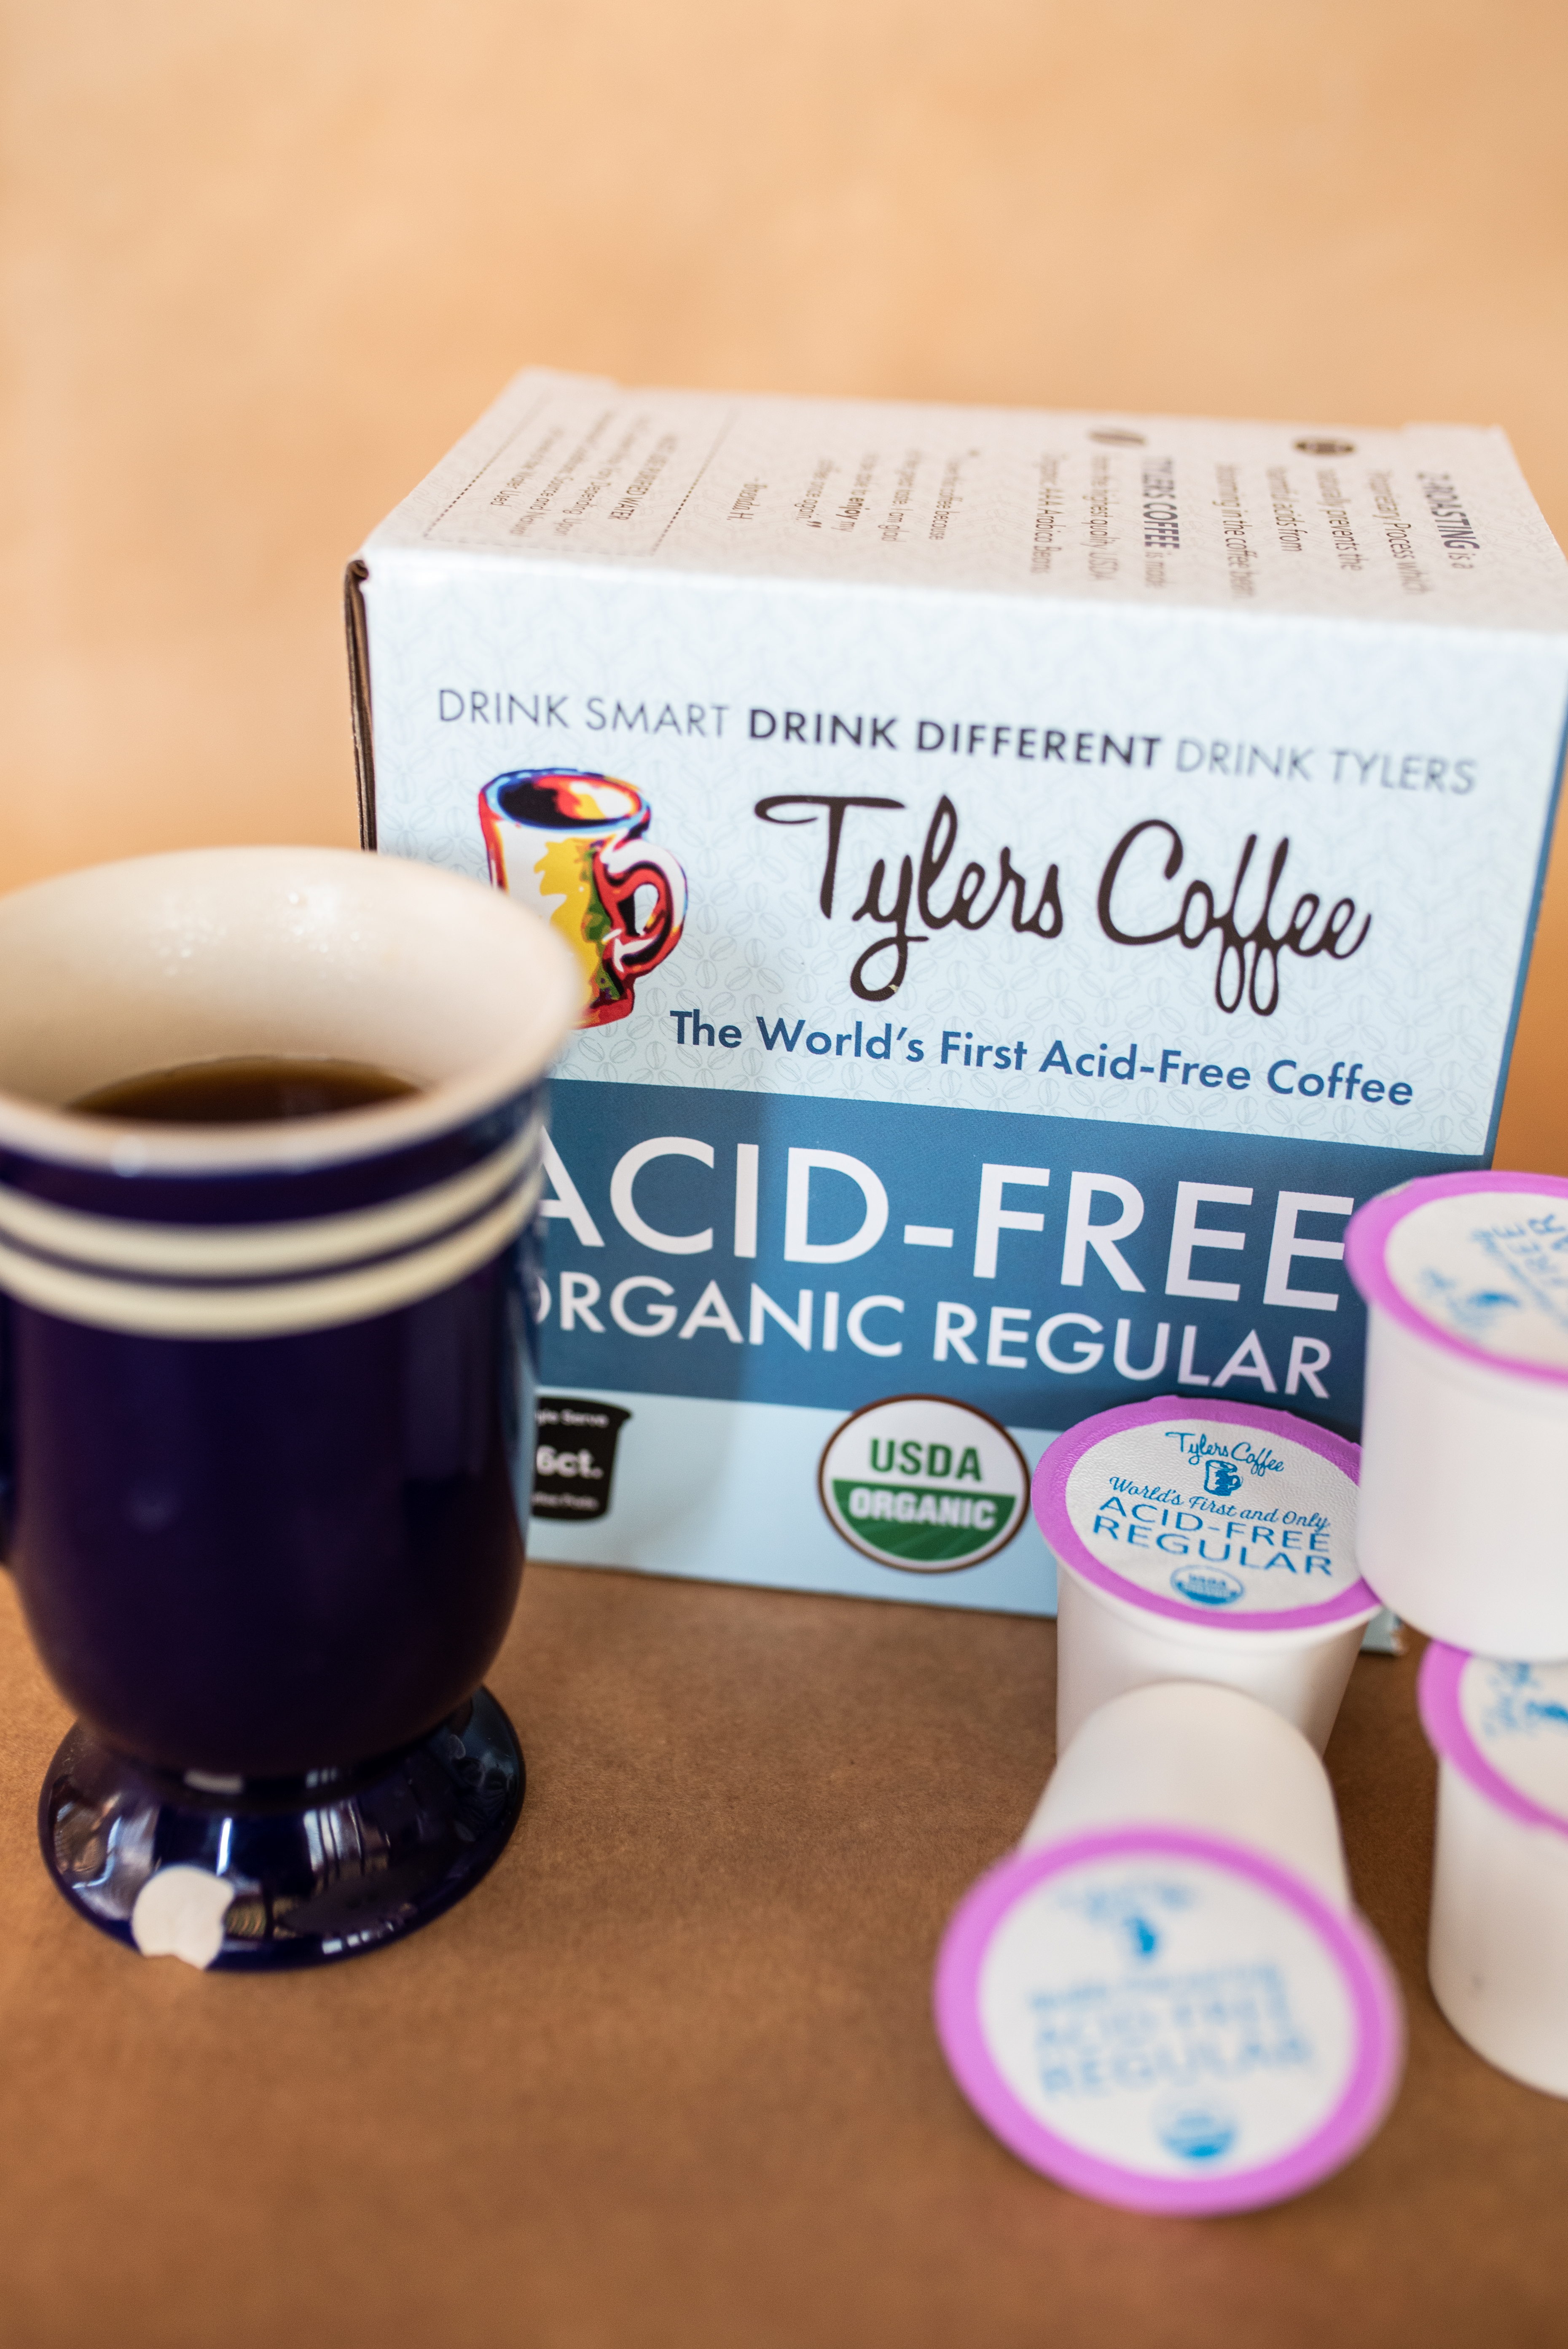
xmin=348 ymin=369 xmax=1568 ymax=1620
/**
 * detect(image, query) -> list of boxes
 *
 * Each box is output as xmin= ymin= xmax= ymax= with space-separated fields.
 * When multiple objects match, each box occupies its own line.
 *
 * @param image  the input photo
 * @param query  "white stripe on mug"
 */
xmin=0 ymin=1115 xmax=541 ymax=1282
xmin=0 ymin=1163 xmax=543 ymax=1340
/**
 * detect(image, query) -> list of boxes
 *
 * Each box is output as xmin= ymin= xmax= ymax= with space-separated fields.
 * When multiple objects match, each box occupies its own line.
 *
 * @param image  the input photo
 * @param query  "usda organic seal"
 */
xmin=818 ymin=1396 xmax=1030 ymax=1572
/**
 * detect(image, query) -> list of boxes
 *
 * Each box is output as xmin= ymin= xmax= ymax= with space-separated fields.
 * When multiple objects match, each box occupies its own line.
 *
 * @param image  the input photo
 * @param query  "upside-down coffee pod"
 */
xmin=1034 ymin=1398 xmax=1379 ymax=1753
xmin=934 ymin=1683 xmax=1404 ymax=2213
xmin=1419 ymin=1643 xmax=1568 ymax=2096
xmin=1346 ymin=1172 xmax=1568 ymax=1656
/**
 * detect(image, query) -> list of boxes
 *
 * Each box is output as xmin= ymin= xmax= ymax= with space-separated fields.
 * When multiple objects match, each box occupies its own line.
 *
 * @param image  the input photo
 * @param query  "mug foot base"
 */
xmin=38 ymin=1687 xmax=524 ymax=1971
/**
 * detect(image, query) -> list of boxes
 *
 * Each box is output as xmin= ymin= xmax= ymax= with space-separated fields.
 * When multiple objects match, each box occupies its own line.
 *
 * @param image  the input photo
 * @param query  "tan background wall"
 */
xmin=3 ymin=0 xmax=1565 ymax=1162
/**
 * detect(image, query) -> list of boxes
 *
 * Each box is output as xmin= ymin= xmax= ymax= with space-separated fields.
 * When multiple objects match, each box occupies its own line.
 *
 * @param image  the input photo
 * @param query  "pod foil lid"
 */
xmin=1034 ymin=1397 xmax=1376 ymax=1632
xmin=1347 ymin=1172 xmax=1568 ymax=1385
xmin=934 ymin=1825 xmax=1404 ymax=2214
xmin=1420 ymin=1644 xmax=1568 ymax=1835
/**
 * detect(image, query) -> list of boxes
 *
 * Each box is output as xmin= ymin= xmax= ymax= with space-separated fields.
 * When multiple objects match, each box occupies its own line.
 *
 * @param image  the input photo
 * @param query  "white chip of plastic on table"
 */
xmin=130 ymin=1865 xmax=234 ymax=1970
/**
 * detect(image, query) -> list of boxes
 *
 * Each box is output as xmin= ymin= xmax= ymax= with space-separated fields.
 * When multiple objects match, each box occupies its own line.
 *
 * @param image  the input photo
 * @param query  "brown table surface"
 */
xmin=0 ymin=1558 xmax=1563 ymax=2349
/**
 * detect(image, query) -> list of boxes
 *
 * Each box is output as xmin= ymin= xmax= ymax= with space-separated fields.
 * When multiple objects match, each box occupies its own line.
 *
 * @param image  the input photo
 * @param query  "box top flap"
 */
xmin=360 ymin=368 xmax=1568 ymax=633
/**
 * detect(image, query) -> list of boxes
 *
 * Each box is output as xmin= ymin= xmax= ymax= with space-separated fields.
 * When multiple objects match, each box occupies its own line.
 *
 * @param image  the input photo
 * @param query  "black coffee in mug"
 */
xmin=0 ymin=846 xmax=584 ymax=1972
xmin=72 ymin=1055 xmax=419 ymax=1124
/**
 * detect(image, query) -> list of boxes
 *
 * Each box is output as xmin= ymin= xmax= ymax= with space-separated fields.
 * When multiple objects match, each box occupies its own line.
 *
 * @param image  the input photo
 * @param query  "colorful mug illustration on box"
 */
xmin=479 ymin=770 xmax=687 ymax=1027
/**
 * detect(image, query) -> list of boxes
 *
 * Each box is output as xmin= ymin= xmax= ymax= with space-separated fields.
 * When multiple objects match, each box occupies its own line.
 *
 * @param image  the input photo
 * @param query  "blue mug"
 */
xmin=0 ymin=847 xmax=582 ymax=1969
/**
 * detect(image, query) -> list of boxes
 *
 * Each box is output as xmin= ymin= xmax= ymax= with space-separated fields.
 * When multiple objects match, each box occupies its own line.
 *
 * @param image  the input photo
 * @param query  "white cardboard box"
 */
xmin=349 ymin=369 xmax=1568 ymax=1619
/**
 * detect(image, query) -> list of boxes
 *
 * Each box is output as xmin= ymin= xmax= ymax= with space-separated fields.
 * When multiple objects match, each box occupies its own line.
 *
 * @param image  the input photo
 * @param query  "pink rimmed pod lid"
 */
xmin=934 ymin=1825 xmax=1404 ymax=2215
xmin=1419 ymin=1643 xmax=1568 ymax=1833
xmin=1346 ymin=1171 xmax=1568 ymax=1387
xmin=1034 ymin=1398 xmax=1377 ymax=1634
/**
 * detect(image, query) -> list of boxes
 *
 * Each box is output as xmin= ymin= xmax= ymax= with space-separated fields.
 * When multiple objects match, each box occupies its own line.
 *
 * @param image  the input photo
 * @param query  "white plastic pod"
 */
xmin=1347 ymin=1172 xmax=1568 ymax=1656
xmin=1019 ymin=1677 xmax=1352 ymax=1906
xmin=1420 ymin=1642 xmax=1568 ymax=2096
xmin=1034 ymin=1397 xmax=1378 ymax=1755
xmin=934 ymin=1680 xmax=1404 ymax=2216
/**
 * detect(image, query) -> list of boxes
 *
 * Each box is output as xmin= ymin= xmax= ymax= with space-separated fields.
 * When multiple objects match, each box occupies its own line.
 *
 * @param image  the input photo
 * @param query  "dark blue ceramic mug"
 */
xmin=0 ymin=847 xmax=583 ymax=1968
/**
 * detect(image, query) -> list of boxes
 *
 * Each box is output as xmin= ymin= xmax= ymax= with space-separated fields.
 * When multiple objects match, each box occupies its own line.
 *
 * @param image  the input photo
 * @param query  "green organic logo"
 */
xmin=830 ymin=1480 xmax=1018 ymax=1565
xmin=819 ymin=1396 xmax=1030 ymax=1573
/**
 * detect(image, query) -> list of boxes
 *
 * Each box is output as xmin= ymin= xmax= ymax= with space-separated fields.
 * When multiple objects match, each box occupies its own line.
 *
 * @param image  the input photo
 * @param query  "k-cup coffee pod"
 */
xmin=934 ymin=1684 xmax=1404 ymax=2213
xmin=1346 ymin=1172 xmax=1568 ymax=1656
xmin=1020 ymin=1679 xmax=1351 ymax=1903
xmin=1419 ymin=1643 xmax=1568 ymax=2096
xmin=1034 ymin=1399 xmax=1378 ymax=1754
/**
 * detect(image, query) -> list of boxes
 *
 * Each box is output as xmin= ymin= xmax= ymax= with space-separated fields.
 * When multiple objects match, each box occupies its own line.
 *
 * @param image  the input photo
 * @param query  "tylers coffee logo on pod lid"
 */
xmin=1419 ymin=1645 xmax=1568 ymax=1835
xmin=1347 ymin=1171 xmax=1568 ymax=1383
xmin=934 ymin=1827 xmax=1403 ymax=2215
xmin=1034 ymin=1398 xmax=1375 ymax=1631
